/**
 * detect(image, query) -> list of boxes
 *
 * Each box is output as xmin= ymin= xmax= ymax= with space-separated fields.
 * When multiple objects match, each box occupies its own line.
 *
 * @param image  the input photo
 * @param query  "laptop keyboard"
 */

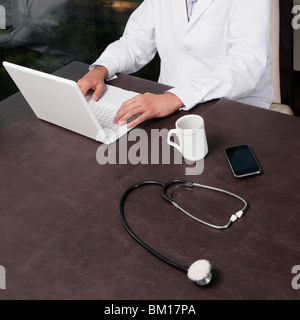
xmin=88 ymin=100 xmax=120 ymax=131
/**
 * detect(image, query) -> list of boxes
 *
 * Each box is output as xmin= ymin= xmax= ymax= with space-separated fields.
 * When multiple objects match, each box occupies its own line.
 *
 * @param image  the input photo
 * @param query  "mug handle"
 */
xmin=167 ymin=129 xmax=182 ymax=153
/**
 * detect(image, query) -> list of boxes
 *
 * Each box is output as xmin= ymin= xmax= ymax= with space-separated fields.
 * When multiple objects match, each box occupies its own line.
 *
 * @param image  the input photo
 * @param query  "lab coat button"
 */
xmin=185 ymin=46 xmax=191 ymax=52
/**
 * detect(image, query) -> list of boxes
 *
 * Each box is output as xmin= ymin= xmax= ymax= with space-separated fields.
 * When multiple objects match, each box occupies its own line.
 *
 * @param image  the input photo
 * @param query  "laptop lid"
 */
xmin=3 ymin=61 xmax=104 ymax=142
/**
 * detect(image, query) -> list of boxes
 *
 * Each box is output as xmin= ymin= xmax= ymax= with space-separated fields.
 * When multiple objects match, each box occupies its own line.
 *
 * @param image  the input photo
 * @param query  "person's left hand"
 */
xmin=113 ymin=92 xmax=184 ymax=128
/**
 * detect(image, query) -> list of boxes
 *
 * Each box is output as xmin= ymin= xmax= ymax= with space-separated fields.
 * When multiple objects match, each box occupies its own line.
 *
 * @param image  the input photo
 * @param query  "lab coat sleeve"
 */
xmin=90 ymin=0 xmax=157 ymax=78
xmin=168 ymin=0 xmax=272 ymax=110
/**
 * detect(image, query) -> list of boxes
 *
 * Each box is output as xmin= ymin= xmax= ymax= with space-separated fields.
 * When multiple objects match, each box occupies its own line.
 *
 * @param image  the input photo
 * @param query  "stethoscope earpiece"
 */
xmin=187 ymin=259 xmax=212 ymax=286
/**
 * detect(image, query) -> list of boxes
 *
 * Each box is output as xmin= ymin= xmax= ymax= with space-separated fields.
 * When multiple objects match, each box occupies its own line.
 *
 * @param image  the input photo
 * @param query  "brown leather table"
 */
xmin=0 ymin=61 xmax=300 ymax=300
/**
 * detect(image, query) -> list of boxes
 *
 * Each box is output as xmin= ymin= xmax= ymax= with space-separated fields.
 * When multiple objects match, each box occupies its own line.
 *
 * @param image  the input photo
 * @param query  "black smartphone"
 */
xmin=224 ymin=144 xmax=261 ymax=178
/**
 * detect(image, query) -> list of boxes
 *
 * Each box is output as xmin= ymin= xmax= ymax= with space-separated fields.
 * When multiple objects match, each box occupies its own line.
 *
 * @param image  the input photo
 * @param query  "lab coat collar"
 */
xmin=187 ymin=0 xmax=215 ymax=28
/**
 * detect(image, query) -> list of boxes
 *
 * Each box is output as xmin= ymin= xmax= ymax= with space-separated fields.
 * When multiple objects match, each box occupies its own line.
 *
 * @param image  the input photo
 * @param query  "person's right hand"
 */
xmin=77 ymin=65 xmax=109 ymax=101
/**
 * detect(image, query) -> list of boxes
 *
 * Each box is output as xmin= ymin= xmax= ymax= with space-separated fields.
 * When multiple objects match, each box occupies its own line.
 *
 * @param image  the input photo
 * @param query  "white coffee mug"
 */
xmin=167 ymin=115 xmax=208 ymax=161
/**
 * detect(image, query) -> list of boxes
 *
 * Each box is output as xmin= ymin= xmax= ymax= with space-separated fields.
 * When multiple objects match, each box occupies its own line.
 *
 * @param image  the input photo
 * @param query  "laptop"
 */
xmin=3 ymin=61 xmax=138 ymax=144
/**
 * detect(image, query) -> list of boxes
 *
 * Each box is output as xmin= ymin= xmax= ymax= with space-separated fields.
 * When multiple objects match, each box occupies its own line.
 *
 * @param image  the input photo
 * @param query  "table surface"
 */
xmin=0 ymin=61 xmax=300 ymax=300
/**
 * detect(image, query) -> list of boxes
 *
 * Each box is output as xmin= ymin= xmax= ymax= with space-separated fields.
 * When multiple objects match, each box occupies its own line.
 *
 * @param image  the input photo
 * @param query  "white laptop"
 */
xmin=3 ymin=61 xmax=138 ymax=144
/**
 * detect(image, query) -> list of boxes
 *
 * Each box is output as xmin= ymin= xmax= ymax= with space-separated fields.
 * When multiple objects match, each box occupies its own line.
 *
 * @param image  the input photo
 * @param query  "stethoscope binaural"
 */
xmin=119 ymin=179 xmax=248 ymax=286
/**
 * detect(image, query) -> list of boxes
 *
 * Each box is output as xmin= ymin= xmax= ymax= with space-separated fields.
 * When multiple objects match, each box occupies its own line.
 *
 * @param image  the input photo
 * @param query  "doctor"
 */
xmin=78 ymin=0 xmax=273 ymax=128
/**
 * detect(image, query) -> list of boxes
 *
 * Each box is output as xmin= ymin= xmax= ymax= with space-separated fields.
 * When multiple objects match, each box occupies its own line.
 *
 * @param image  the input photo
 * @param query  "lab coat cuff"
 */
xmin=167 ymin=87 xmax=202 ymax=111
xmin=89 ymin=59 xmax=118 ymax=81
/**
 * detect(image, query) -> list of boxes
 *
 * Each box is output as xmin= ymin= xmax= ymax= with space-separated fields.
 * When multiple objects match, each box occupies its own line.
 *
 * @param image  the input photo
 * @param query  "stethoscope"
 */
xmin=119 ymin=179 xmax=248 ymax=286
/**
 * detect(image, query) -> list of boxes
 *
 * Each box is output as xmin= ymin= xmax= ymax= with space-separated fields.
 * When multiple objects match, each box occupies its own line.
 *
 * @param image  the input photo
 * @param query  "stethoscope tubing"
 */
xmin=119 ymin=180 xmax=189 ymax=273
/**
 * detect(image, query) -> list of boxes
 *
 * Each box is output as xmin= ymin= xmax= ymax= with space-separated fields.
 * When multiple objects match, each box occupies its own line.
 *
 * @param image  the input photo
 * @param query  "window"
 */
xmin=0 ymin=0 xmax=159 ymax=101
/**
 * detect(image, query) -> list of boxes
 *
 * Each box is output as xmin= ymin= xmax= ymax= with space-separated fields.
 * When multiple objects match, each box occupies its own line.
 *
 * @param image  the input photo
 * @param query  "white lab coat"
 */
xmin=92 ymin=0 xmax=273 ymax=110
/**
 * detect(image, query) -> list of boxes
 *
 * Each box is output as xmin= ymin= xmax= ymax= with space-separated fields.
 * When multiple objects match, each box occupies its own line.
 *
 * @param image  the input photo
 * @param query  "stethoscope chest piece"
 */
xmin=187 ymin=259 xmax=212 ymax=286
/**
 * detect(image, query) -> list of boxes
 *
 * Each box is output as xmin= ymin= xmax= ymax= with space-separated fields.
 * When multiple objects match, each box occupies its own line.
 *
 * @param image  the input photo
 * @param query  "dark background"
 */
xmin=0 ymin=0 xmax=160 ymax=101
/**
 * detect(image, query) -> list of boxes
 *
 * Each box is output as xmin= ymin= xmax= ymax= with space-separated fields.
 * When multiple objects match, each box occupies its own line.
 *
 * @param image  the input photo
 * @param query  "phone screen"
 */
xmin=225 ymin=144 xmax=261 ymax=178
